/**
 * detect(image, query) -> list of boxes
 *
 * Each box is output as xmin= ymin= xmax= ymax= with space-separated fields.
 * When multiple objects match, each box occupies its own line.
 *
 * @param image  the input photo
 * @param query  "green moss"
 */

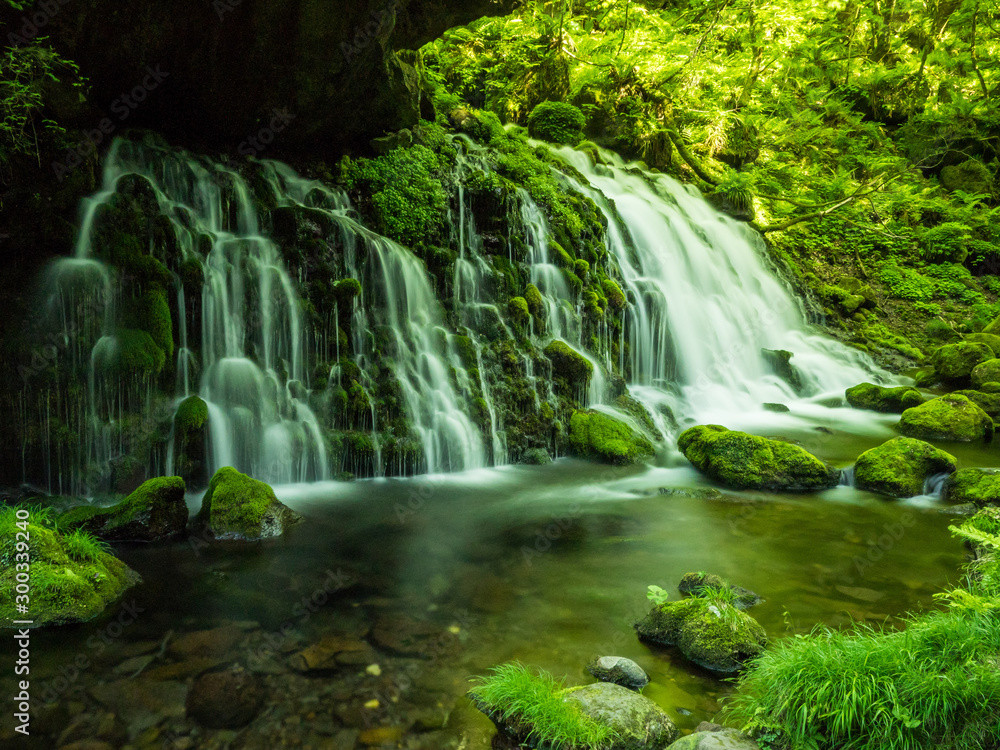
xmin=333 ymin=278 xmax=362 ymax=305
xmin=602 ymin=279 xmax=626 ymax=311
xmin=507 ymin=296 xmax=530 ymax=326
xmin=944 ymin=468 xmax=1000 ymax=508
xmin=174 ymin=395 xmax=208 ymax=434
xmin=952 ymin=389 xmax=1000 ymax=417
xmin=0 ymin=508 xmax=141 ymax=627
xmin=549 ymin=240 xmax=575 ymax=268
xmin=678 ymin=572 xmax=761 ymax=610
xmin=678 ymin=425 xmax=838 ymax=491
xmin=853 ymin=437 xmax=957 ymax=498
xmin=61 ymin=476 xmax=188 ymax=541
xmin=524 ymin=283 xmax=545 ymax=323
xmin=931 ymin=341 xmax=994 ymax=383
xmin=635 ymin=594 xmax=767 ymax=673
xmin=568 ymin=410 xmax=654 ymax=465
xmin=527 ymin=101 xmax=586 ymax=145
xmin=95 ymin=328 xmax=167 ymax=376
xmin=898 ymin=393 xmax=994 ymax=442
xmin=198 ymin=467 xmax=301 ymax=540
xmin=574 ymin=259 xmax=590 ymax=281
xmin=452 ymin=335 xmax=479 ymax=368
xmin=121 ymin=288 xmax=173 ymax=361
xmin=845 ymin=382 xmax=925 ymax=413
xmin=971 ymin=359 xmax=1000 ymax=389
xmin=544 ymin=340 xmax=593 ymax=394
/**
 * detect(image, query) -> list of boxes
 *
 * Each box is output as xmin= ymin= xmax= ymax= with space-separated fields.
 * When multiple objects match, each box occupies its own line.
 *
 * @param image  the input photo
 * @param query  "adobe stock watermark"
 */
xmin=52 ymin=65 xmax=169 ymax=182
xmin=5 ymin=0 xmax=73 ymax=47
xmin=238 ymin=109 xmax=296 ymax=158
xmin=212 ymin=0 xmax=244 ymax=21
xmin=850 ymin=512 xmax=916 ymax=581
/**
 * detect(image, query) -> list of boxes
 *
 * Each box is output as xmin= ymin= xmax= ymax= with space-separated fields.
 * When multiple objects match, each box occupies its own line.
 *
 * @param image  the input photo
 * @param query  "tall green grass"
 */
xmin=470 ymin=662 xmax=618 ymax=749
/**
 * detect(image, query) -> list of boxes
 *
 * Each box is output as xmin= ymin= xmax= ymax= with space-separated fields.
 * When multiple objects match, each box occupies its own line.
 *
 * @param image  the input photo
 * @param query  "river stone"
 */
xmin=667 ymin=727 xmax=761 ymax=749
xmin=853 ymin=437 xmax=957 ymax=498
xmin=952 ymin=389 xmax=1000 ymax=417
xmin=943 ymin=468 xmax=1000 ymax=507
xmin=898 ymin=393 xmax=994 ymax=442
xmin=845 ymin=382 xmax=924 ymax=413
xmin=186 ymin=666 xmax=263 ymax=729
xmin=678 ymin=425 xmax=839 ymax=491
xmin=636 ymin=598 xmax=766 ymax=673
xmin=60 ymin=476 xmax=188 ymax=542
xmin=930 ymin=341 xmax=994 ymax=383
xmin=586 ymin=656 xmax=649 ymax=691
xmin=563 ymin=682 xmax=679 ymax=749
xmin=198 ymin=466 xmax=302 ymax=540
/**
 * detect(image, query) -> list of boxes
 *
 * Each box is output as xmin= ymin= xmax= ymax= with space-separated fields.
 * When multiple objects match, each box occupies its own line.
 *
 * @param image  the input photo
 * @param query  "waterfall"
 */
xmin=28 ymin=133 xmax=884 ymax=493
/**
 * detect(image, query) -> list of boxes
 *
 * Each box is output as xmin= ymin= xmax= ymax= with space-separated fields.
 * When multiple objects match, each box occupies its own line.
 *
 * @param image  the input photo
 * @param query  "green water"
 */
xmin=11 ymin=425 xmax=977 ymax=747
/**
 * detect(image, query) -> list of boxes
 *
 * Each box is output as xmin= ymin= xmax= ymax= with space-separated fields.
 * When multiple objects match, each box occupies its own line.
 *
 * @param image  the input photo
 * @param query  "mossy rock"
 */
xmin=174 ymin=396 xmax=210 ymax=488
xmin=678 ymin=425 xmax=839 ymax=491
xmin=635 ymin=597 xmax=767 ymax=673
xmin=524 ymin=284 xmax=545 ymax=320
xmin=678 ymin=572 xmax=761 ymax=610
xmin=939 ymin=159 xmax=994 ymax=196
xmin=562 ymin=683 xmax=679 ymax=750
xmin=93 ymin=328 xmax=167 ymax=377
xmin=971 ymin=359 xmax=1000 ymax=389
xmin=898 ymin=394 xmax=994 ymax=442
xmin=952 ymin=389 xmax=1000 ymax=417
xmin=0 ymin=515 xmax=141 ymax=628
xmin=198 ymin=467 xmax=302 ymax=541
xmin=761 ymin=349 xmax=803 ymax=393
xmin=121 ymin=288 xmax=174 ymax=361
xmin=508 ymin=296 xmax=530 ymax=326
xmin=569 ymin=410 xmax=655 ymax=465
xmin=61 ymin=476 xmax=189 ymax=542
xmin=545 ymin=340 xmax=593 ymax=394
xmin=943 ymin=468 xmax=1000 ymax=508
xmin=964 ymin=333 xmax=1000 ymax=355
xmin=930 ymin=342 xmax=994 ymax=384
xmin=853 ymin=437 xmax=957 ymax=498
xmin=845 ymin=382 xmax=925 ymax=413
xmin=527 ymin=101 xmax=586 ymax=145
xmin=602 ymin=279 xmax=626 ymax=311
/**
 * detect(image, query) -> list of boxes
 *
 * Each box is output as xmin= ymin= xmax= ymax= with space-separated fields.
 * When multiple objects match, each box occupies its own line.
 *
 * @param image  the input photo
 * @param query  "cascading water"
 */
xmin=553 ymin=146 xmax=881 ymax=430
xmin=30 ymin=132 xmax=887 ymax=493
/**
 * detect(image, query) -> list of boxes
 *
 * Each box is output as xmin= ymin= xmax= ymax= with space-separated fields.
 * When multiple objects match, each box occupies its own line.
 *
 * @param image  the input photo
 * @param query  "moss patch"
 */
xmin=527 ymin=101 xmax=586 ymax=144
xmin=971 ymin=359 xmax=1000 ymax=389
xmin=569 ymin=410 xmax=654 ymax=465
xmin=678 ymin=425 xmax=838 ymax=491
xmin=845 ymin=382 xmax=925 ymax=413
xmin=198 ymin=467 xmax=302 ymax=541
xmin=545 ymin=339 xmax=593 ymax=396
xmin=898 ymin=394 xmax=994 ymax=442
xmin=853 ymin=437 xmax=957 ymax=498
xmin=61 ymin=476 xmax=188 ymax=542
xmin=944 ymin=468 xmax=1000 ymax=508
xmin=930 ymin=342 xmax=994 ymax=384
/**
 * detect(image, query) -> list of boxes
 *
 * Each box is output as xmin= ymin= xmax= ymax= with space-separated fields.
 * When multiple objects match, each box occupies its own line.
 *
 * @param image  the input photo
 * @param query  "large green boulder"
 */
xmin=952 ymin=389 xmax=1000 ymax=417
xmin=853 ymin=437 xmax=957 ymax=498
xmin=198 ymin=467 xmax=302 ymax=540
xmin=635 ymin=596 xmax=767 ymax=673
xmin=971 ymin=359 xmax=1000 ymax=389
xmin=0 ymin=509 xmax=141 ymax=628
xmin=563 ymin=683 xmax=679 ymax=749
xmin=930 ymin=342 xmax=994 ymax=384
xmin=545 ymin=340 xmax=594 ymax=395
xmin=943 ymin=468 xmax=1000 ymax=507
xmin=964 ymin=333 xmax=1000 ymax=355
xmin=845 ymin=382 xmax=925 ymax=413
xmin=569 ymin=410 xmax=655 ymax=465
xmin=60 ymin=476 xmax=189 ymax=542
xmin=678 ymin=425 xmax=839 ymax=491
xmin=898 ymin=394 xmax=994 ymax=442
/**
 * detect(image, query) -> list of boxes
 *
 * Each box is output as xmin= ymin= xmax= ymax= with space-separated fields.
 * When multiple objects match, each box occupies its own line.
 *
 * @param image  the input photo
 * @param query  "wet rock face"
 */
xmin=11 ymin=0 xmax=515 ymax=154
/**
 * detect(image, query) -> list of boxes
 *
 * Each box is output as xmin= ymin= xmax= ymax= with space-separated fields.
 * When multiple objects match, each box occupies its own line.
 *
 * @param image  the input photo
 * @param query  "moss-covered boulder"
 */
xmin=508 ymin=296 xmax=530 ymax=326
xmin=930 ymin=342 xmax=994 ymax=384
xmin=853 ymin=437 xmax=957 ymax=498
xmin=635 ymin=596 xmax=767 ymax=673
xmin=527 ymin=101 xmax=586 ymax=144
xmin=971 ymin=359 xmax=1000 ymax=389
xmin=93 ymin=328 xmax=167 ymax=377
xmin=898 ymin=394 xmax=994 ymax=442
xmin=545 ymin=340 xmax=593 ymax=395
xmin=964 ymin=333 xmax=1000 ymax=355
xmin=678 ymin=572 xmax=761 ymax=610
xmin=174 ymin=396 xmax=210 ymax=488
xmin=563 ymin=683 xmax=679 ymax=749
xmin=678 ymin=425 xmax=839 ymax=491
xmin=939 ymin=159 xmax=994 ymax=195
xmin=952 ymin=389 xmax=1000 ymax=417
xmin=0 ymin=510 xmax=141 ymax=628
xmin=569 ymin=410 xmax=655 ymax=465
xmin=845 ymin=382 xmax=925 ymax=413
xmin=943 ymin=468 xmax=1000 ymax=508
xmin=61 ymin=476 xmax=189 ymax=542
xmin=198 ymin=467 xmax=302 ymax=541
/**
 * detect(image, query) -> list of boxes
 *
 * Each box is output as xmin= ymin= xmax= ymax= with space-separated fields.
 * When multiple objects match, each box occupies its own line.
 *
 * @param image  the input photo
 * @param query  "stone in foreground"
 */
xmin=853 ymin=437 xmax=957 ymax=498
xmin=898 ymin=394 xmax=994 ymax=442
xmin=0 ymin=512 xmax=141 ymax=628
xmin=198 ymin=467 xmax=302 ymax=540
xmin=60 ymin=476 xmax=188 ymax=542
xmin=586 ymin=656 xmax=649 ymax=691
xmin=564 ymin=683 xmax=679 ymax=749
xmin=667 ymin=726 xmax=762 ymax=749
xmin=678 ymin=425 xmax=838 ymax=491
xmin=845 ymin=382 xmax=924 ymax=413
xmin=636 ymin=597 xmax=767 ymax=673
